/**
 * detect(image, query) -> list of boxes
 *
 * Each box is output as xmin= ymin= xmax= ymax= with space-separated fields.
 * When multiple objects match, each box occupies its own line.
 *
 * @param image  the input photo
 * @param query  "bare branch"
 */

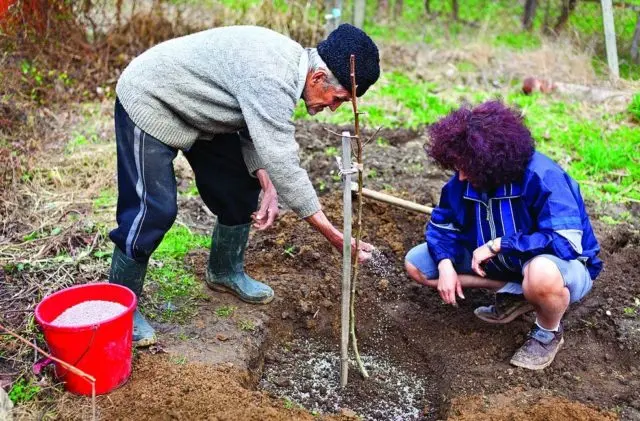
xmin=348 ymin=54 xmax=369 ymax=379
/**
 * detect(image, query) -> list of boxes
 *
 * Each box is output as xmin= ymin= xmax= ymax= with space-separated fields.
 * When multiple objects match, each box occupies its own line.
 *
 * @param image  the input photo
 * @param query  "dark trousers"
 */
xmin=109 ymin=98 xmax=261 ymax=262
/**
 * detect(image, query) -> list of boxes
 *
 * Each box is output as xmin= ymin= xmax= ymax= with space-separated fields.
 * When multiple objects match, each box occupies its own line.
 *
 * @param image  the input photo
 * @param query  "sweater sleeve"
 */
xmin=235 ymin=77 xmax=321 ymax=218
xmin=500 ymin=169 xmax=583 ymax=261
xmin=238 ymin=129 xmax=263 ymax=176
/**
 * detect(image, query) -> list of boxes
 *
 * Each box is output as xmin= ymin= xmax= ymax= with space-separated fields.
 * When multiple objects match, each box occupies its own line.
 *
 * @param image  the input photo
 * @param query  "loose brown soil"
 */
xmin=448 ymin=390 xmax=617 ymax=421
xmin=8 ymin=121 xmax=639 ymax=420
xmin=101 ymin=353 xmax=343 ymax=421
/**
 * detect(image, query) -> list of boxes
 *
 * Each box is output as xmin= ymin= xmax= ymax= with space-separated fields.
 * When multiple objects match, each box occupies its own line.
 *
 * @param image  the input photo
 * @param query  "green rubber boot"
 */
xmin=109 ymin=246 xmax=157 ymax=347
xmin=206 ymin=222 xmax=274 ymax=304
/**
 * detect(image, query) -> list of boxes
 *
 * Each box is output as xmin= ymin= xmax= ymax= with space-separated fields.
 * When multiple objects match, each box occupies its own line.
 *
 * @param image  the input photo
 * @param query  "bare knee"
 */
xmin=523 ymin=256 xmax=564 ymax=298
xmin=405 ymin=261 xmax=437 ymax=288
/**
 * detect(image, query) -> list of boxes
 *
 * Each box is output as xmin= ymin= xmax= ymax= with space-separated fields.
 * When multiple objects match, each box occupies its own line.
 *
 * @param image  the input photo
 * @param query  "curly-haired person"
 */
xmin=405 ymin=101 xmax=602 ymax=370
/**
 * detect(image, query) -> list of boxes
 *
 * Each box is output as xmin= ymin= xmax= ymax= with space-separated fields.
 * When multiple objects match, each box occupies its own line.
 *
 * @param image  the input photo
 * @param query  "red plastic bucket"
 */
xmin=34 ymin=283 xmax=136 ymax=395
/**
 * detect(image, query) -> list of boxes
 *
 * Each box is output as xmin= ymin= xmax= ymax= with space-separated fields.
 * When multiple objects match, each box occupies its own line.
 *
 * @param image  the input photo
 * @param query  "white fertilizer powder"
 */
xmin=51 ymin=300 xmax=127 ymax=327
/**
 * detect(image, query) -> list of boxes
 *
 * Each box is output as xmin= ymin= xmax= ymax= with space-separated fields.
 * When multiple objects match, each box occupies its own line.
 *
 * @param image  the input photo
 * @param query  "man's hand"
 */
xmin=305 ymin=210 xmax=375 ymax=264
xmin=252 ymin=169 xmax=279 ymax=231
xmin=471 ymin=238 xmax=500 ymax=277
xmin=352 ymin=239 xmax=374 ymax=264
xmin=437 ymin=259 xmax=464 ymax=306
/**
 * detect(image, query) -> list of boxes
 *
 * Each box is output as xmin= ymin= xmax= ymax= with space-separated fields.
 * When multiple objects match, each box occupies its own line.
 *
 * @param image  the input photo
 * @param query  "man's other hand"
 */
xmin=252 ymin=169 xmax=279 ymax=230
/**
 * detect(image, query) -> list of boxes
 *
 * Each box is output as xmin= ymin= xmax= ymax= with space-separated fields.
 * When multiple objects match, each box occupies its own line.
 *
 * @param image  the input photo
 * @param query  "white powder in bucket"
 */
xmin=51 ymin=300 xmax=128 ymax=327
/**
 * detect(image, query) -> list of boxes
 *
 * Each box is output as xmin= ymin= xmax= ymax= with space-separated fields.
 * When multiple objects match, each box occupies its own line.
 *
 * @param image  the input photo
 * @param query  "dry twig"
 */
xmin=348 ymin=54 xmax=369 ymax=379
xmin=0 ymin=324 xmax=97 ymax=420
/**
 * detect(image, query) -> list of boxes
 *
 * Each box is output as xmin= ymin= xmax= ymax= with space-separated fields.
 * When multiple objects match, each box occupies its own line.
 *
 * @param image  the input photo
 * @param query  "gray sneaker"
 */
xmin=510 ymin=323 xmax=564 ymax=370
xmin=474 ymin=293 xmax=535 ymax=324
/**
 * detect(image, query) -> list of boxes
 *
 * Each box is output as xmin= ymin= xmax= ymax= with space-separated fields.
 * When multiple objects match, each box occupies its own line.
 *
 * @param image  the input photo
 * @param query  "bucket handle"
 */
xmin=56 ymin=324 xmax=99 ymax=379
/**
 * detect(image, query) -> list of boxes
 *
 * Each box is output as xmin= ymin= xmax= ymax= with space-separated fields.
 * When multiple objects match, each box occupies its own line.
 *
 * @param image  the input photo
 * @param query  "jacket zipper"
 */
xmin=487 ymin=198 xmax=517 ymax=271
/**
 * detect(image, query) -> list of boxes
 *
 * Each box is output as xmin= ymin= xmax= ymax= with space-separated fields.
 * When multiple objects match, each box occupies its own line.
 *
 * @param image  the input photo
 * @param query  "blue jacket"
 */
xmin=426 ymin=152 xmax=602 ymax=281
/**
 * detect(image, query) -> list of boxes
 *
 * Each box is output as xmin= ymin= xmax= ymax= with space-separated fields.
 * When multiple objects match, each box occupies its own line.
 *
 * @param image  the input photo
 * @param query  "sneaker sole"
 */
xmin=510 ymin=337 xmax=565 ymax=370
xmin=207 ymin=282 xmax=274 ymax=305
xmin=474 ymin=303 xmax=535 ymax=324
xmin=134 ymin=335 xmax=158 ymax=348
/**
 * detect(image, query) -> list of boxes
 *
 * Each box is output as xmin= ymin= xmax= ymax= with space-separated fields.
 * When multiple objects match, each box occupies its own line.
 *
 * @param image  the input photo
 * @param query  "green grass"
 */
xmin=154 ymin=225 xmax=210 ymax=261
xmin=507 ymin=93 xmax=640 ymax=202
xmin=215 ymin=305 xmax=237 ymax=318
xmin=65 ymin=131 xmax=99 ymax=154
xmin=493 ymin=32 xmax=541 ymax=50
xmin=9 ymin=378 xmax=40 ymax=405
xmin=630 ymin=93 xmax=640 ymax=122
xmin=237 ymin=319 xmax=256 ymax=331
xmin=296 ymin=64 xmax=639 ymax=204
xmin=142 ymin=225 xmax=211 ymax=322
xmin=93 ymin=188 xmax=117 ymax=210
xmin=294 ymin=71 xmax=453 ymax=129
xmin=145 ymin=262 xmax=204 ymax=322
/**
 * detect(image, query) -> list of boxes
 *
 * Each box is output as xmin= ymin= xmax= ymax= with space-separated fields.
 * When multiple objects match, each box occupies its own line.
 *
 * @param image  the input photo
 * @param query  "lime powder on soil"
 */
xmin=51 ymin=300 xmax=127 ymax=327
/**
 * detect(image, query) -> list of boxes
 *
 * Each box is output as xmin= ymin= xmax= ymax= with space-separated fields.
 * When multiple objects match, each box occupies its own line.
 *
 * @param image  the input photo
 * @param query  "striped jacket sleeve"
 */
xmin=426 ymin=181 xmax=466 ymax=264
xmin=500 ymin=169 xmax=583 ymax=261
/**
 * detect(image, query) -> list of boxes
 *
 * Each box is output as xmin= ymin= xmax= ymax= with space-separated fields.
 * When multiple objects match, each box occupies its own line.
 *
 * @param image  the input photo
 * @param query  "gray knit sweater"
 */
xmin=116 ymin=26 xmax=320 ymax=218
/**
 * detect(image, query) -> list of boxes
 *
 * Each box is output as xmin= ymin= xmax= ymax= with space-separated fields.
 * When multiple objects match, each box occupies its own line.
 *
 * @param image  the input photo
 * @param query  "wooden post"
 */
xmin=523 ymin=0 xmax=538 ymax=30
xmin=353 ymin=0 xmax=366 ymax=28
xmin=325 ymin=0 xmax=342 ymax=38
xmin=601 ymin=0 xmax=620 ymax=80
xmin=631 ymin=12 xmax=640 ymax=62
xmin=340 ymin=131 xmax=352 ymax=388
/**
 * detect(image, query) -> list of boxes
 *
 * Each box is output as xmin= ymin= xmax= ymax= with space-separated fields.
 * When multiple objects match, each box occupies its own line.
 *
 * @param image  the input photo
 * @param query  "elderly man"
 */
xmin=109 ymin=24 xmax=380 ymax=346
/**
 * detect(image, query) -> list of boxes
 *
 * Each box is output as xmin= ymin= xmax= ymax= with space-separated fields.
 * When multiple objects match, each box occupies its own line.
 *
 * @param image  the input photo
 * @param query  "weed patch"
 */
xmin=238 ymin=319 xmax=256 ymax=331
xmin=144 ymin=261 xmax=204 ymax=323
xmin=9 ymin=378 xmax=40 ymax=405
xmin=142 ymin=225 xmax=210 ymax=322
xmin=630 ymin=93 xmax=640 ymax=122
xmin=215 ymin=305 xmax=237 ymax=318
xmin=154 ymin=225 xmax=210 ymax=261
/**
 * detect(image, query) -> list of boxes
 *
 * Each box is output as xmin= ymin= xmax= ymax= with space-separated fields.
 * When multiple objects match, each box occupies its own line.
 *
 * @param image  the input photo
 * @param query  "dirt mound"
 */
xmin=100 ymin=354 xmax=342 ymax=421
xmin=448 ymin=391 xmax=617 ymax=421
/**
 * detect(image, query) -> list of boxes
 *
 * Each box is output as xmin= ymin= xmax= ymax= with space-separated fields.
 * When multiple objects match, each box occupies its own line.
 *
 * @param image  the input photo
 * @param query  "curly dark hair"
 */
xmin=425 ymin=100 xmax=535 ymax=191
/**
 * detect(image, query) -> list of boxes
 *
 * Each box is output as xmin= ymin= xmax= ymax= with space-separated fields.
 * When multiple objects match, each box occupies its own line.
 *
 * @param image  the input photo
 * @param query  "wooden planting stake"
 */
xmin=601 ymin=0 xmax=620 ymax=80
xmin=340 ymin=131 xmax=353 ymax=387
xmin=349 ymin=54 xmax=369 ymax=379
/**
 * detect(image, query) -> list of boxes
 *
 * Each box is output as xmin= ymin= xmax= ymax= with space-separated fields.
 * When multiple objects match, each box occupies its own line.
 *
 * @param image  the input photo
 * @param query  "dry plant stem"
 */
xmin=349 ymin=54 xmax=369 ymax=379
xmin=0 ymin=324 xmax=97 ymax=421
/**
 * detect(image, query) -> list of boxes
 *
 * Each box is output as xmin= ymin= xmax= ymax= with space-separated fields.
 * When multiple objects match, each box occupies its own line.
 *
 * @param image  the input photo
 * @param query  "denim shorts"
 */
xmin=405 ymin=242 xmax=593 ymax=304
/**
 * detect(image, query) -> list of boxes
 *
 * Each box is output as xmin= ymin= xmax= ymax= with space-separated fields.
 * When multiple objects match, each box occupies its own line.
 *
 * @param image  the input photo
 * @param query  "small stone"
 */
xmin=216 ymin=333 xmax=229 ymax=342
xmin=377 ymin=278 xmax=389 ymax=291
xmin=321 ymin=299 xmax=333 ymax=309
xmin=606 ymin=310 xmax=612 ymax=317
xmin=563 ymin=371 xmax=572 ymax=379
xmin=273 ymin=377 xmax=291 ymax=387
xmin=299 ymin=300 xmax=313 ymax=314
xmin=605 ymin=353 xmax=613 ymax=362
xmin=300 ymin=285 xmax=310 ymax=298
xmin=0 ymin=387 xmax=13 ymax=421
xmin=281 ymin=311 xmax=290 ymax=320
xmin=340 ymin=408 xmax=358 ymax=418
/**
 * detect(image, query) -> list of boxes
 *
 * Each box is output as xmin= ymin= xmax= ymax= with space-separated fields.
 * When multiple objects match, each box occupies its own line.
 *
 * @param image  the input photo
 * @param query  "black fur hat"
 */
xmin=317 ymin=24 xmax=380 ymax=97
